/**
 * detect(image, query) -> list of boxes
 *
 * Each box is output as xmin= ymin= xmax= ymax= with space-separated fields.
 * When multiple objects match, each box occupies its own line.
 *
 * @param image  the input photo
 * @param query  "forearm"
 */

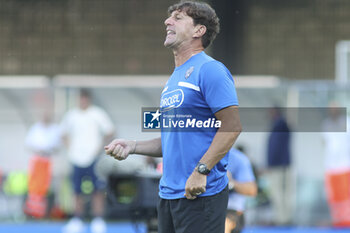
xmin=231 ymin=181 xmax=257 ymax=196
xmin=199 ymin=106 xmax=241 ymax=169
xmin=105 ymin=137 xmax=162 ymax=160
xmin=200 ymin=131 xmax=240 ymax=169
xmin=134 ymin=137 xmax=162 ymax=157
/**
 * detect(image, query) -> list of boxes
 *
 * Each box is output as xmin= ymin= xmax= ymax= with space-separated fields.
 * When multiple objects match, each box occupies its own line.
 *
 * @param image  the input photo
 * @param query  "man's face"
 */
xmin=164 ymin=10 xmax=197 ymax=49
xmin=79 ymin=95 xmax=90 ymax=110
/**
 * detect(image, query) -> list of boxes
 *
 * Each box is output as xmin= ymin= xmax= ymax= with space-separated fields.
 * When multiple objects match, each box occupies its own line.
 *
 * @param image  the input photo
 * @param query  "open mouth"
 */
xmin=166 ymin=29 xmax=175 ymax=35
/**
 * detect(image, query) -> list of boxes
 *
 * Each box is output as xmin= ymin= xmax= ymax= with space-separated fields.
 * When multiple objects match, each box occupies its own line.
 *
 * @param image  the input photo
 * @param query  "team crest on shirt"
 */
xmin=185 ymin=66 xmax=194 ymax=79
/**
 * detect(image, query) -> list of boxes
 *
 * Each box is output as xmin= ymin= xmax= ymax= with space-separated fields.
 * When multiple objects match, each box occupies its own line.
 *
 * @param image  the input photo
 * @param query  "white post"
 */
xmin=335 ymin=41 xmax=350 ymax=85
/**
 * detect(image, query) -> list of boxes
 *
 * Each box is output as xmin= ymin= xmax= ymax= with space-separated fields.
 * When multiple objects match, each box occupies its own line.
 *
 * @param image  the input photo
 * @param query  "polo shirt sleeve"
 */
xmin=199 ymin=61 xmax=239 ymax=113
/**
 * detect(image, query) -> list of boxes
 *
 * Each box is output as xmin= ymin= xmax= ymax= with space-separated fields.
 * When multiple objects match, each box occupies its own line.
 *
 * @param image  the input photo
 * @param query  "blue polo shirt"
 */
xmin=159 ymin=51 xmax=239 ymax=199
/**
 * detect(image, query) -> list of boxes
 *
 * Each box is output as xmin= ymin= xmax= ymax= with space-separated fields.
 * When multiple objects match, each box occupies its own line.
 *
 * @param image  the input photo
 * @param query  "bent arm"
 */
xmin=184 ymin=106 xmax=241 ymax=199
xmin=227 ymin=171 xmax=257 ymax=196
xmin=199 ymin=106 xmax=242 ymax=169
xmin=105 ymin=137 xmax=162 ymax=160
xmin=232 ymin=181 xmax=257 ymax=196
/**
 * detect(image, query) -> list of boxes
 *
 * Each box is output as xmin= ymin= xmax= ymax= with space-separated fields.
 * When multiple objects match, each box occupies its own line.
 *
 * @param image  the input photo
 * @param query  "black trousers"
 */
xmin=157 ymin=186 xmax=228 ymax=233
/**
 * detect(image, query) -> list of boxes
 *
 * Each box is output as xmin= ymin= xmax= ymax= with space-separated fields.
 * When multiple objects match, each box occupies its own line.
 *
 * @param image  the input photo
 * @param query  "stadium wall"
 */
xmin=1 ymin=0 xmax=350 ymax=79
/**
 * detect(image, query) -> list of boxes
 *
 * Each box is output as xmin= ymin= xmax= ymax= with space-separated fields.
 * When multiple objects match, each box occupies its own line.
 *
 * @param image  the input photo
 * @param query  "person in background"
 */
xmin=225 ymin=147 xmax=257 ymax=233
xmin=265 ymin=106 xmax=292 ymax=225
xmin=61 ymin=89 xmax=115 ymax=233
xmin=24 ymin=109 xmax=62 ymax=218
xmin=322 ymin=102 xmax=350 ymax=227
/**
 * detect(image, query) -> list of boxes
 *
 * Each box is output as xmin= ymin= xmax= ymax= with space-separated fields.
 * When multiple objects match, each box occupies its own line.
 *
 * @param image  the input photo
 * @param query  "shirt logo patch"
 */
xmin=160 ymin=89 xmax=184 ymax=112
xmin=185 ymin=66 xmax=194 ymax=79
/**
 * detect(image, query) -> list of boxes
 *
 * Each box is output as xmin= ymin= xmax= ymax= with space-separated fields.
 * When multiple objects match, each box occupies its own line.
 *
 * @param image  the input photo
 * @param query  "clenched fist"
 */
xmin=105 ymin=139 xmax=136 ymax=161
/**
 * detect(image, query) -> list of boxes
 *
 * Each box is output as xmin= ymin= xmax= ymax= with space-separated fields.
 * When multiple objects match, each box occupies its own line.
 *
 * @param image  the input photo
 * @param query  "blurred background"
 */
xmin=0 ymin=0 xmax=350 ymax=232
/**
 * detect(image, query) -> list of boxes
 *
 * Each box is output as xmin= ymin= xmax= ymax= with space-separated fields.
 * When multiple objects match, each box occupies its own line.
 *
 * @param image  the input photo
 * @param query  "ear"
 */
xmin=193 ymin=25 xmax=207 ymax=38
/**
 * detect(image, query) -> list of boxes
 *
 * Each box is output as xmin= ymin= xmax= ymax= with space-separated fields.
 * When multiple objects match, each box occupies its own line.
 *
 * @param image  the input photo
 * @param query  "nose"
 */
xmin=164 ymin=16 xmax=173 ymax=26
